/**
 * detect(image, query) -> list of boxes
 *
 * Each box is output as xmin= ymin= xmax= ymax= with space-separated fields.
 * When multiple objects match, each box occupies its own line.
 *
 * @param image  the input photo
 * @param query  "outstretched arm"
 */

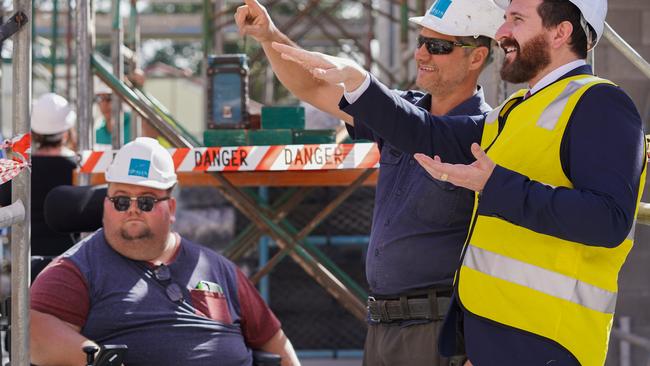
xmin=235 ymin=0 xmax=354 ymax=124
xmin=270 ymin=42 xmax=367 ymax=93
xmin=270 ymin=38 xmax=484 ymax=163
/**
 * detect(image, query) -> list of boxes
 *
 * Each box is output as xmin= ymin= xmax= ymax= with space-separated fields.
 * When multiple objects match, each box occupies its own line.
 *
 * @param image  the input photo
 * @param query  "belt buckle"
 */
xmin=367 ymin=296 xmax=381 ymax=323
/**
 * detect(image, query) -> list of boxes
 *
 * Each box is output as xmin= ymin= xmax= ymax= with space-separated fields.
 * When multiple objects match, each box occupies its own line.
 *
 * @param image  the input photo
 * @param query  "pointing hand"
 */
xmin=235 ymin=0 xmax=277 ymax=42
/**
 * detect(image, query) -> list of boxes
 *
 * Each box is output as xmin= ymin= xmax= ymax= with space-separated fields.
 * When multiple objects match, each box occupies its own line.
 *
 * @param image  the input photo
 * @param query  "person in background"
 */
xmin=30 ymin=137 xmax=300 ymax=366
xmin=0 ymin=93 xmax=78 ymax=264
xmin=31 ymin=93 xmax=77 ymax=158
xmin=95 ymin=73 xmax=170 ymax=149
xmin=94 ymin=79 xmax=132 ymax=147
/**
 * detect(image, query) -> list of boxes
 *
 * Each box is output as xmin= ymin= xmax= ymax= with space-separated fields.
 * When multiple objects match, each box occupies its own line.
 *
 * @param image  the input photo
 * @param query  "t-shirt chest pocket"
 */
xmin=190 ymin=289 xmax=233 ymax=324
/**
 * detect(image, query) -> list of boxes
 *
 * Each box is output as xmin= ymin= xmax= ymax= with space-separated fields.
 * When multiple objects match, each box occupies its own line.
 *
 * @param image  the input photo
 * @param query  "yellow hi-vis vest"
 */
xmin=457 ymin=74 xmax=647 ymax=366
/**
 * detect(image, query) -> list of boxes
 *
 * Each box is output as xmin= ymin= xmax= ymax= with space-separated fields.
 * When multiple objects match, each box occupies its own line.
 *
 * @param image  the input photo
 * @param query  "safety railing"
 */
xmin=614 ymin=317 xmax=650 ymax=366
xmin=637 ymin=203 xmax=650 ymax=226
xmin=0 ymin=201 xmax=25 ymax=228
xmin=603 ymin=23 xmax=650 ymax=80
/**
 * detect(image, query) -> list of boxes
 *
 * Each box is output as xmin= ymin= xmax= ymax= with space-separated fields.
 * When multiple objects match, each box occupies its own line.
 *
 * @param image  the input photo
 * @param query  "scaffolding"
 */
xmin=0 ymin=0 xmax=649 ymax=364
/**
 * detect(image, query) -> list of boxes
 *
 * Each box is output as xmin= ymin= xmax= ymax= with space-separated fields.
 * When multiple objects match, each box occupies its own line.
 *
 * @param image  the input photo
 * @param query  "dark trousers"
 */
xmin=363 ymin=319 xmax=464 ymax=366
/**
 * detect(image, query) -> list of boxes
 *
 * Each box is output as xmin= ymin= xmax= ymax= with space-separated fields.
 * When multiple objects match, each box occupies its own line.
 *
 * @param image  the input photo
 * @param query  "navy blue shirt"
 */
xmin=347 ymin=88 xmax=491 ymax=296
xmin=340 ymin=65 xmax=645 ymax=365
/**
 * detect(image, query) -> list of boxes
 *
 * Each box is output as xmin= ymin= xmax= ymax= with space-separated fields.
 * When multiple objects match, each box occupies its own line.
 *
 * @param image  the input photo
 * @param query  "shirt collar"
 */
xmin=529 ymin=59 xmax=588 ymax=96
xmin=416 ymin=85 xmax=491 ymax=116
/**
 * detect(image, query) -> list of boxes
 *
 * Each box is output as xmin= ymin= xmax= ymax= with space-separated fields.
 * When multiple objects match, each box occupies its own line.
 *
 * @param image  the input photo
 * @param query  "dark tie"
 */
xmin=524 ymin=90 xmax=532 ymax=99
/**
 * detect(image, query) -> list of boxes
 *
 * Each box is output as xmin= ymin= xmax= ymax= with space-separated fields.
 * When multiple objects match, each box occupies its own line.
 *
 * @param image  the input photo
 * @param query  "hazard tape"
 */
xmin=0 ymin=133 xmax=31 ymax=185
xmin=79 ymin=143 xmax=380 ymax=173
xmin=0 ymin=159 xmax=28 ymax=185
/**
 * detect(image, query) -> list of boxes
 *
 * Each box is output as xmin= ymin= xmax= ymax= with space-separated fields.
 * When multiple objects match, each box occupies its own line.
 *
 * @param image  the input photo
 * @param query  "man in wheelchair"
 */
xmin=30 ymin=137 xmax=300 ymax=366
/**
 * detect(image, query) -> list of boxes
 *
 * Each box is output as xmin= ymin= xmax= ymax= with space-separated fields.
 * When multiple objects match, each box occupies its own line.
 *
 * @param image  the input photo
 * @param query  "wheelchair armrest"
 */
xmin=252 ymin=350 xmax=281 ymax=366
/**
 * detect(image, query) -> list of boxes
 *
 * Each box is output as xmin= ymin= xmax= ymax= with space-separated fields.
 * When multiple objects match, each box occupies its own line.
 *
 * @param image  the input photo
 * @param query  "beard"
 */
xmin=500 ymin=33 xmax=551 ymax=84
xmin=120 ymin=225 xmax=153 ymax=241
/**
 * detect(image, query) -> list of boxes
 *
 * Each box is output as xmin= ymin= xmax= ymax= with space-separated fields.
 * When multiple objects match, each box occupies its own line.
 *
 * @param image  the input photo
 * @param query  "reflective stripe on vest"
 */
xmin=464 ymin=245 xmax=617 ymax=314
xmin=537 ymin=77 xmax=600 ymax=130
xmin=627 ymin=221 xmax=636 ymax=241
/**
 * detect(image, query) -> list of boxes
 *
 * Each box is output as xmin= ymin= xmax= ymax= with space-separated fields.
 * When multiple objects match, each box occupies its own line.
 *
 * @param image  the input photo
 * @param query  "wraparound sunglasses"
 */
xmin=417 ymin=35 xmax=477 ymax=55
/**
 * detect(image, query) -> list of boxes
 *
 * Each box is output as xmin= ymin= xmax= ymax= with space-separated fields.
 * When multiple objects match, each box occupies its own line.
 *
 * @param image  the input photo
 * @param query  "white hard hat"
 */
xmin=94 ymin=77 xmax=113 ymax=94
xmin=31 ymin=93 xmax=76 ymax=135
xmin=494 ymin=0 xmax=607 ymax=48
xmin=410 ymin=0 xmax=505 ymax=39
xmin=105 ymin=137 xmax=177 ymax=190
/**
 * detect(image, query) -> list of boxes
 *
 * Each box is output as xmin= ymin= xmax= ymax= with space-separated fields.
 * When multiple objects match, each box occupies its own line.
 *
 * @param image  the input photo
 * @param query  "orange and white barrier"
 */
xmin=80 ymin=143 xmax=380 ymax=173
xmin=0 ymin=133 xmax=31 ymax=185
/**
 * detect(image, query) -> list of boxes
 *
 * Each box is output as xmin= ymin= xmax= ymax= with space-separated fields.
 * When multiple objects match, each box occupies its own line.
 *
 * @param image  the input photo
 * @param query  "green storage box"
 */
xmin=292 ymin=129 xmax=337 ymax=144
xmin=248 ymin=129 xmax=293 ymax=146
xmin=203 ymin=129 xmax=248 ymax=147
xmin=261 ymin=106 xmax=305 ymax=129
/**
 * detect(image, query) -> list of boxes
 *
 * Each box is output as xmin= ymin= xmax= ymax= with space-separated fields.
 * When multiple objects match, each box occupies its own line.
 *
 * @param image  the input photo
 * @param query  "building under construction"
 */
xmin=0 ymin=0 xmax=648 ymax=365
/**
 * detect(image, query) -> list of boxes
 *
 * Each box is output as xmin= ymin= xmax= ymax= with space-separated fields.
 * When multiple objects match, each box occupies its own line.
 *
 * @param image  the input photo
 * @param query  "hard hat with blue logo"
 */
xmin=105 ymin=137 xmax=177 ymax=190
xmin=409 ymin=0 xmax=505 ymax=39
xmin=494 ymin=0 xmax=607 ymax=49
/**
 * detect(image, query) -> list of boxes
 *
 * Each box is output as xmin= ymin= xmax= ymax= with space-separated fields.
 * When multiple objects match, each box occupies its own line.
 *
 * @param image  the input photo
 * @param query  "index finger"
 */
xmin=243 ymin=0 xmax=264 ymax=13
xmin=234 ymin=5 xmax=250 ymax=27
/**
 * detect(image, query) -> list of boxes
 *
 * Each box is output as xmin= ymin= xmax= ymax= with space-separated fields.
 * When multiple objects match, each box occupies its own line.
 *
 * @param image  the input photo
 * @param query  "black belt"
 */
xmin=367 ymin=292 xmax=451 ymax=323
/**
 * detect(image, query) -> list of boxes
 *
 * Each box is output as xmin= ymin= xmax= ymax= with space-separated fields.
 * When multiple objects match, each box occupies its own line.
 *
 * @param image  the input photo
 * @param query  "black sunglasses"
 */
xmin=107 ymin=195 xmax=170 ymax=212
xmin=154 ymin=265 xmax=184 ymax=303
xmin=417 ymin=35 xmax=477 ymax=55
